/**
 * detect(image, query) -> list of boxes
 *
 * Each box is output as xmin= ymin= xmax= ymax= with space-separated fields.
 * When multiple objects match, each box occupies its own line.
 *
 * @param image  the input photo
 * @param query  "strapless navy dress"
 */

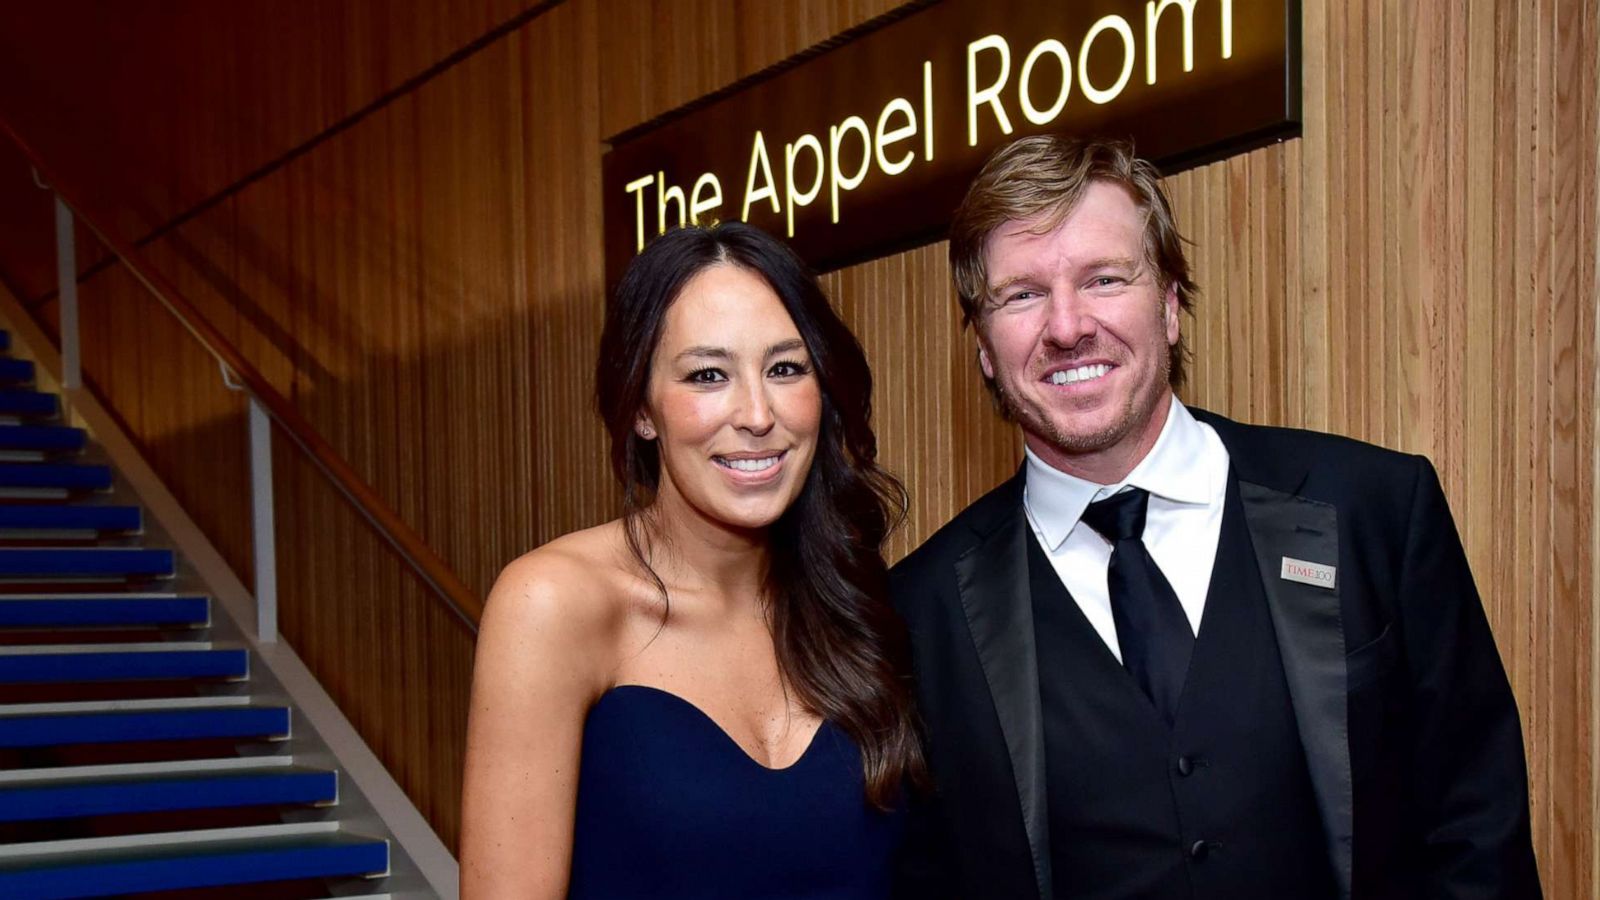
xmin=568 ymin=685 xmax=904 ymax=899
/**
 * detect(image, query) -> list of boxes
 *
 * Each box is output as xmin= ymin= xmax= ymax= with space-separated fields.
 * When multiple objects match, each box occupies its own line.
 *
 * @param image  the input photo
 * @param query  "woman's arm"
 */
xmin=460 ymin=549 xmax=614 ymax=899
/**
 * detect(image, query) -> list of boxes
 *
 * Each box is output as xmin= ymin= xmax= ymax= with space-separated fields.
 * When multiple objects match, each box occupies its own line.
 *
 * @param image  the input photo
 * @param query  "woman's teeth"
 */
xmin=1048 ymin=364 xmax=1110 ymax=385
xmin=717 ymin=455 xmax=781 ymax=472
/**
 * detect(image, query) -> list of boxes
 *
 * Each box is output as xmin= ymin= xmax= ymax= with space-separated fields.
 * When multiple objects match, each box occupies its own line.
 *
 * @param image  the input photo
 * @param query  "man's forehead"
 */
xmin=987 ymin=192 xmax=1144 ymax=263
xmin=991 ymin=206 xmax=1071 ymax=242
xmin=984 ymin=223 xmax=1140 ymax=273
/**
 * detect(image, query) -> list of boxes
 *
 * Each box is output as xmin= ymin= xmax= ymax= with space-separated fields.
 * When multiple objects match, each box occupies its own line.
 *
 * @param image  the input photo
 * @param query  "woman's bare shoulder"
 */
xmin=476 ymin=520 xmax=641 ymax=682
xmin=462 ymin=522 xmax=639 ymax=896
xmin=492 ymin=520 xmax=633 ymax=600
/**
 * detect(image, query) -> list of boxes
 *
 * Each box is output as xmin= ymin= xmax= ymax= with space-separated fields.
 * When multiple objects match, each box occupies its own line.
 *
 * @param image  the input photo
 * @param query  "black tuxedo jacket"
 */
xmin=890 ymin=409 xmax=1541 ymax=899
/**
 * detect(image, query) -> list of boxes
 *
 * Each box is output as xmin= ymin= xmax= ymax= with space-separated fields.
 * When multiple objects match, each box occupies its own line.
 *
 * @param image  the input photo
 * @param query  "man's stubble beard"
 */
xmin=991 ymin=338 xmax=1171 ymax=460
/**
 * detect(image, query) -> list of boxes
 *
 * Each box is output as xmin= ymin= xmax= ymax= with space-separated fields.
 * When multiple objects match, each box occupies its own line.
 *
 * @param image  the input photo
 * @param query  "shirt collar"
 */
xmin=1023 ymin=395 xmax=1215 ymax=551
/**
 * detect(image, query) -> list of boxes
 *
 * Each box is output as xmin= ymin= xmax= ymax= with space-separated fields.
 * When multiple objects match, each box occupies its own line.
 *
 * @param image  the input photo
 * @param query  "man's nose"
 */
xmin=1042 ymin=291 xmax=1097 ymax=348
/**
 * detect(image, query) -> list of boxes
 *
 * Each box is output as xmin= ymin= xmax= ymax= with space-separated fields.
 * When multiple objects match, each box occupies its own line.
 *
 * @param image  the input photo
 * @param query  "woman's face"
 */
xmin=640 ymin=264 xmax=822 ymax=534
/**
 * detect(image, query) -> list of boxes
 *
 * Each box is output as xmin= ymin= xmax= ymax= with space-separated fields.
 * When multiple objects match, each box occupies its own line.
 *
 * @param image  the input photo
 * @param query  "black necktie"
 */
xmin=1080 ymin=487 xmax=1193 ymax=726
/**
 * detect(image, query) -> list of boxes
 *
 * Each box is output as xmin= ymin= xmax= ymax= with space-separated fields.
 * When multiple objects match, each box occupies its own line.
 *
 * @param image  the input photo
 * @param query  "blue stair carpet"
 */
xmin=0 ymin=335 xmax=396 ymax=899
xmin=0 ymin=548 xmax=174 ymax=578
xmin=0 ymin=463 xmax=112 ymax=491
xmin=0 ymin=358 xmax=35 ymax=385
xmin=0 ymin=702 xmax=289 ymax=747
xmin=0 ymin=504 xmax=140 ymax=532
xmin=0 ymin=766 xmax=336 ymax=822
xmin=0 ymin=826 xmax=388 ymax=899
xmin=0 ymin=425 xmax=87 ymax=452
xmin=0 ymin=595 xmax=208 ymax=628
xmin=0 ymin=391 xmax=58 ymax=418
xmin=0 ymin=645 xmax=246 ymax=684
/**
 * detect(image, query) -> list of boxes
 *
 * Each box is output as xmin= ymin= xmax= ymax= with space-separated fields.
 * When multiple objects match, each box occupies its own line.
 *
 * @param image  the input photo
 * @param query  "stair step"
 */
xmin=0 ymin=757 xmax=335 ymax=822
xmin=0 ymin=426 xmax=86 ymax=453
xmin=0 ymin=391 xmax=58 ymax=420
xmin=0 ymin=548 xmax=175 ymax=580
xmin=0 ymin=594 xmax=208 ymax=628
xmin=0 ymin=697 xmax=290 ymax=748
xmin=0 ymin=505 xmax=140 ymax=536
xmin=0 ymin=359 xmax=34 ymax=386
xmin=0 ymin=822 xmax=388 ymax=898
xmin=0 ymin=463 xmax=111 ymax=491
xmin=0 ymin=736 xmax=267 ymax=771
xmin=0 ymin=643 xmax=246 ymax=684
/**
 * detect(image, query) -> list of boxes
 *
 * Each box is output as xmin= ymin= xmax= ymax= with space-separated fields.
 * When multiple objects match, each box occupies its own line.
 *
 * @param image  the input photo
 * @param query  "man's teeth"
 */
xmin=718 ymin=455 xmax=781 ymax=472
xmin=1048 ymin=364 xmax=1111 ymax=385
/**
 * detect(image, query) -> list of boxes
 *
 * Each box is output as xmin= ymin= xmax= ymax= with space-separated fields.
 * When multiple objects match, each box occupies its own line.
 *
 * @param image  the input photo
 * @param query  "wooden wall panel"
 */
xmin=0 ymin=0 xmax=1592 ymax=887
xmin=823 ymin=244 xmax=1021 ymax=562
xmin=275 ymin=443 xmax=478 ymax=844
xmin=597 ymin=0 xmax=905 ymax=137
xmin=0 ymin=0 xmax=540 ymax=302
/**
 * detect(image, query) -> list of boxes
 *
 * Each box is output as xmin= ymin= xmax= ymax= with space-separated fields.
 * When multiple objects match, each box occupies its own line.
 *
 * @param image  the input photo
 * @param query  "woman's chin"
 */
xmin=701 ymin=494 xmax=797 ymax=533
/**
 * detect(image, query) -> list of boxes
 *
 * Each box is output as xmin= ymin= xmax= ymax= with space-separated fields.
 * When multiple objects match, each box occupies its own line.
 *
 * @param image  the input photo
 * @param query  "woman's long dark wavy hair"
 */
xmin=594 ymin=221 xmax=925 ymax=808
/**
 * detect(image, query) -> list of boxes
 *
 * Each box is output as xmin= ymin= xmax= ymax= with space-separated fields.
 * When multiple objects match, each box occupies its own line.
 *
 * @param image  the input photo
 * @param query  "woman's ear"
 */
xmin=635 ymin=414 xmax=657 ymax=440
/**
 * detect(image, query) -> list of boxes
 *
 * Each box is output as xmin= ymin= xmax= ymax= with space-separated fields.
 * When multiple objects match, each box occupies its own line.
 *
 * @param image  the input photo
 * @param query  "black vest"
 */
xmin=1030 ymin=477 xmax=1337 ymax=900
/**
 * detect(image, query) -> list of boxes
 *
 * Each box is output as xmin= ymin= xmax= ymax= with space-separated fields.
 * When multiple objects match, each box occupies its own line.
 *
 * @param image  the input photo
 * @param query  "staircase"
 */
xmin=0 ymin=331 xmax=400 ymax=899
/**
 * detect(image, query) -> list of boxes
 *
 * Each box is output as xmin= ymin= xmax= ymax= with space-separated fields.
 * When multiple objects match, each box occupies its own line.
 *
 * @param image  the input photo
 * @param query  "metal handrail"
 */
xmin=0 ymin=117 xmax=483 ymax=633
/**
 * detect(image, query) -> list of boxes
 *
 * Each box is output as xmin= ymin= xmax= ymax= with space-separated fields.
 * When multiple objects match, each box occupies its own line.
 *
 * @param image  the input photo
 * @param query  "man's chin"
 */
xmin=1050 ymin=426 xmax=1132 ymax=456
xmin=1022 ymin=411 xmax=1135 ymax=456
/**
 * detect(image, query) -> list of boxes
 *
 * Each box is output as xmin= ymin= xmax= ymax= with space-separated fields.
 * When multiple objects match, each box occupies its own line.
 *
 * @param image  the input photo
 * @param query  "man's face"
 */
xmin=976 ymin=181 xmax=1180 ymax=479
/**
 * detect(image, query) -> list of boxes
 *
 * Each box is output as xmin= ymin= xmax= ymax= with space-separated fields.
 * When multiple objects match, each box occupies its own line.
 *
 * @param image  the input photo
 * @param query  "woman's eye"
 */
xmin=685 ymin=368 xmax=726 ymax=384
xmin=769 ymin=360 xmax=811 ymax=378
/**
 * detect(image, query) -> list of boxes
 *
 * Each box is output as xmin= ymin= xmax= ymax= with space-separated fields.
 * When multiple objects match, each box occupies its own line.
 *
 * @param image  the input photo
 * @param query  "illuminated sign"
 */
xmin=602 ymin=0 xmax=1299 ymax=285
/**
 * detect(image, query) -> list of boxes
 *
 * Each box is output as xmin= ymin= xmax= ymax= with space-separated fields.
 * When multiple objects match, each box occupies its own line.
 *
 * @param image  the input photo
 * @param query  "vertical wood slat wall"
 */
xmin=0 ymin=0 xmax=545 ymax=302
xmin=0 ymin=0 xmax=1591 ymax=888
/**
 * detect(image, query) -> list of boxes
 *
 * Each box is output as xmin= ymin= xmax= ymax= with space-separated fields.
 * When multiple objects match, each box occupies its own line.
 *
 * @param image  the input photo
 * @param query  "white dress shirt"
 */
xmin=1023 ymin=396 xmax=1231 ymax=661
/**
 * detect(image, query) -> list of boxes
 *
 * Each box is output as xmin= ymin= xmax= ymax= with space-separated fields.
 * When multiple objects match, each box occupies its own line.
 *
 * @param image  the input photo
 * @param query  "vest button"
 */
xmin=1176 ymin=755 xmax=1194 ymax=776
xmin=1189 ymin=840 xmax=1211 ymax=861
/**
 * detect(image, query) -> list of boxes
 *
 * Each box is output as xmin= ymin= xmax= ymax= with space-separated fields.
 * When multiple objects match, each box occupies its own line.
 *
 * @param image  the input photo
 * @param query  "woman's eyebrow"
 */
xmin=766 ymin=339 xmax=805 ymax=358
xmin=674 ymin=345 xmax=731 ymax=363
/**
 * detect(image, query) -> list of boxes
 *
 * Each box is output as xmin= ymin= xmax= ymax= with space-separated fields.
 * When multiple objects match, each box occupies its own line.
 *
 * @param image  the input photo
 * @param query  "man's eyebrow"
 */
xmin=1083 ymin=256 xmax=1141 ymax=272
xmin=987 ymin=274 xmax=1036 ymax=296
xmin=674 ymin=346 xmax=731 ymax=363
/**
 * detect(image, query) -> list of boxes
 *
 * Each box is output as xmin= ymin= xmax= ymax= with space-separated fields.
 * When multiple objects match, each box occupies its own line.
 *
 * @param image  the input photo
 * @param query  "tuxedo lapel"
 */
xmin=953 ymin=476 xmax=1052 ymax=900
xmin=1193 ymin=408 xmax=1354 ymax=896
xmin=1236 ymin=479 xmax=1353 ymax=899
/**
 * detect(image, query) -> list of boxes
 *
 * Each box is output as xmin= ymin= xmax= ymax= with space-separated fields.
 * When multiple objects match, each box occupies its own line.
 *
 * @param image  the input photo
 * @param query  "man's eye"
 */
xmin=685 ymin=368 xmax=726 ymax=384
xmin=1090 ymin=276 xmax=1126 ymax=288
xmin=1003 ymin=290 xmax=1040 ymax=304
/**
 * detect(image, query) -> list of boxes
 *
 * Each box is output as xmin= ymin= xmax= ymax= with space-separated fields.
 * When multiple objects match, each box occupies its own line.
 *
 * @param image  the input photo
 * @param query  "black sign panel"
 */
xmin=602 ymin=0 xmax=1299 ymax=286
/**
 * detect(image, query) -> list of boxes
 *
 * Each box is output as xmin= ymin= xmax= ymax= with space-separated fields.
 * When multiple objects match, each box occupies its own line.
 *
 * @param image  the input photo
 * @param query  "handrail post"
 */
xmin=53 ymin=195 xmax=80 ymax=390
xmin=248 ymin=396 xmax=278 ymax=643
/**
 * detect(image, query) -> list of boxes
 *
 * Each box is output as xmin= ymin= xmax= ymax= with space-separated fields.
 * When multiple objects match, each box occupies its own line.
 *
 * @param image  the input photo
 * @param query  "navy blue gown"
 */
xmin=568 ymin=685 xmax=904 ymax=898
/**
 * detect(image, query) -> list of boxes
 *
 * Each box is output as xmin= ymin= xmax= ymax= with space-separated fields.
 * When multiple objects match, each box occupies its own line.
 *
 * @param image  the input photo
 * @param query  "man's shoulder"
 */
xmin=891 ymin=473 xmax=1022 ymax=586
xmin=1193 ymin=407 xmax=1427 ymax=492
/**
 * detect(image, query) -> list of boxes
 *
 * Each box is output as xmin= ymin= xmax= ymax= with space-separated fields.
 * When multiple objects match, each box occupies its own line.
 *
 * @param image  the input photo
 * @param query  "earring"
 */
xmin=636 ymin=423 xmax=656 ymax=440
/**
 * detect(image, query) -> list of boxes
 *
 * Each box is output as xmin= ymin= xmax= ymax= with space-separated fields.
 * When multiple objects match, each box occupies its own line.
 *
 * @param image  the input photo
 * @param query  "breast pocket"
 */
xmin=1345 ymin=621 xmax=1400 ymax=693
